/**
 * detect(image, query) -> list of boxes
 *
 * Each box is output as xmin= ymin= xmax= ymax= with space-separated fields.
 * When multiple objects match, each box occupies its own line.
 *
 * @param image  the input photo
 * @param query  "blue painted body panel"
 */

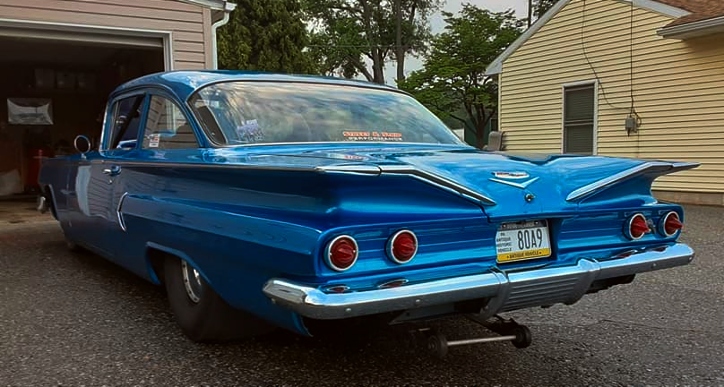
xmin=38 ymin=70 xmax=697 ymax=336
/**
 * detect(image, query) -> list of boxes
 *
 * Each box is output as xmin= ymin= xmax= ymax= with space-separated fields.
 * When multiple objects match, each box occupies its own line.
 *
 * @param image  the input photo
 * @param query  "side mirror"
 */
xmin=74 ymin=135 xmax=92 ymax=154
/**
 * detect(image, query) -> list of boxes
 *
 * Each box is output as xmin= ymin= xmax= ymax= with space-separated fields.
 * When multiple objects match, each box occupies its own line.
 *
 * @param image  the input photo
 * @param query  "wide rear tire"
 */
xmin=163 ymin=256 xmax=274 ymax=342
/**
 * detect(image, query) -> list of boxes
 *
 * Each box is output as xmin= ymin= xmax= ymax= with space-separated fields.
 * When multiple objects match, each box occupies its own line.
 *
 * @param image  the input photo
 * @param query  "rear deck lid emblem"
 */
xmin=489 ymin=171 xmax=539 ymax=189
xmin=492 ymin=171 xmax=529 ymax=179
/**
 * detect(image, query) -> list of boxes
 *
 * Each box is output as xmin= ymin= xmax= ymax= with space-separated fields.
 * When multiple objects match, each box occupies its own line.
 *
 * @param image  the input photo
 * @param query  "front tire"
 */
xmin=163 ymin=256 xmax=274 ymax=342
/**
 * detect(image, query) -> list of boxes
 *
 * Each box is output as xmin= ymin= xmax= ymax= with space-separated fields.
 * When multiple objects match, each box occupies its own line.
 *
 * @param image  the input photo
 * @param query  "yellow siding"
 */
xmin=0 ymin=0 xmax=210 ymax=69
xmin=500 ymin=0 xmax=724 ymax=193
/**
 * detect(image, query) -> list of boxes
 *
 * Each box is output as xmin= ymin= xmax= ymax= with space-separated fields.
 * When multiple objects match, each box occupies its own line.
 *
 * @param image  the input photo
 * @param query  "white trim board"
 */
xmin=176 ymin=0 xmax=236 ymax=12
xmin=0 ymin=18 xmax=173 ymax=70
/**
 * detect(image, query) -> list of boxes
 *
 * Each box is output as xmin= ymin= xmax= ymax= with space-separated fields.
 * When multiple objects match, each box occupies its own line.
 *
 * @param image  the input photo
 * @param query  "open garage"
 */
xmin=0 ymin=0 xmax=235 ymax=197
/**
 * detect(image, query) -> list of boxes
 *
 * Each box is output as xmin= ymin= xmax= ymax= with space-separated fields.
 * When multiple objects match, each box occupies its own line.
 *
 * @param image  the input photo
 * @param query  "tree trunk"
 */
xmin=395 ymin=0 xmax=404 ymax=83
xmin=528 ymin=0 xmax=533 ymax=27
xmin=372 ymin=49 xmax=385 ymax=84
xmin=474 ymin=104 xmax=489 ymax=149
xmin=475 ymin=122 xmax=485 ymax=149
xmin=475 ymin=107 xmax=497 ymax=150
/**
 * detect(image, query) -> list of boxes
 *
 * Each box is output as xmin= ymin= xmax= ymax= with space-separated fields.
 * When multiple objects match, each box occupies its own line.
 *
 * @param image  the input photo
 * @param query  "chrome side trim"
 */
xmin=566 ymin=161 xmax=699 ymax=202
xmin=317 ymin=164 xmax=497 ymax=206
xmin=262 ymin=243 xmax=694 ymax=320
xmin=117 ymin=192 xmax=129 ymax=232
xmin=315 ymin=164 xmax=381 ymax=175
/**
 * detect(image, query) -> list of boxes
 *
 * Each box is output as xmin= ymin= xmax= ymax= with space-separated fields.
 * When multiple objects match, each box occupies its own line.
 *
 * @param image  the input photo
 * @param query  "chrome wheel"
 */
xmin=181 ymin=260 xmax=203 ymax=303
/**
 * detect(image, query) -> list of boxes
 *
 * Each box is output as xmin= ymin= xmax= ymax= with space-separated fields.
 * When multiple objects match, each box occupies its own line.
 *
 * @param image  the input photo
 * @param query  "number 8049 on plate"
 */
xmin=495 ymin=219 xmax=552 ymax=263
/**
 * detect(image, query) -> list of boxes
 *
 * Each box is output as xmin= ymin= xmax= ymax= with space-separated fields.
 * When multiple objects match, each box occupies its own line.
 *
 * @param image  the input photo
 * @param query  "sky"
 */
xmin=383 ymin=0 xmax=529 ymax=85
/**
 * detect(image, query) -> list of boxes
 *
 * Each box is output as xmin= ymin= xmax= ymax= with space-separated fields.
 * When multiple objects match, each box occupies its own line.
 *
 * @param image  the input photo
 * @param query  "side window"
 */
xmin=109 ymin=94 xmax=146 ymax=150
xmin=563 ymin=84 xmax=595 ymax=155
xmin=142 ymin=96 xmax=198 ymax=149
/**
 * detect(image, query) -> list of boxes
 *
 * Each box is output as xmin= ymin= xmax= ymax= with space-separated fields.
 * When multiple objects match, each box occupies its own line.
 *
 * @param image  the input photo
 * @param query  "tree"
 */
xmin=399 ymin=4 xmax=524 ymax=148
xmin=533 ymin=0 xmax=559 ymax=21
xmin=218 ymin=0 xmax=314 ymax=73
xmin=303 ymin=0 xmax=442 ymax=84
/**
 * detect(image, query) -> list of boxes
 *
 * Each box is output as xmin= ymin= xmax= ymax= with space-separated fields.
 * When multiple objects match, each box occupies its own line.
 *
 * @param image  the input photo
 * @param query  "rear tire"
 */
xmin=163 ymin=255 xmax=273 ymax=342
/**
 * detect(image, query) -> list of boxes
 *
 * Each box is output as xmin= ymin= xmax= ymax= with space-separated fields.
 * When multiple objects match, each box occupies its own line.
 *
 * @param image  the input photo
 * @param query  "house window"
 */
xmin=563 ymin=84 xmax=595 ymax=154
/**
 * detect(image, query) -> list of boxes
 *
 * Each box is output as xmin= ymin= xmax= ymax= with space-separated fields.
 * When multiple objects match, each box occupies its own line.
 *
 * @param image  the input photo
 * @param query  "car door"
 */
xmin=106 ymin=92 xmax=201 ymax=272
xmin=84 ymin=91 xmax=148 ymax=259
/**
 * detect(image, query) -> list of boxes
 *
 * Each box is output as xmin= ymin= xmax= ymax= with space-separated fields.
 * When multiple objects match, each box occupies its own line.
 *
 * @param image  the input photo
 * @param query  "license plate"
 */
xmin=495 ymin=219 xmax=552 ymax=263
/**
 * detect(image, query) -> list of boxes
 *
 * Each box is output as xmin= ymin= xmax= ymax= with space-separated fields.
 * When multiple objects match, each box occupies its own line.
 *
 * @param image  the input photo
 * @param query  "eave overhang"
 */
xmin=176 ymin=0 xmax=236 ymax=12
xmin=658 ymin=15 xmax=724 ymax=39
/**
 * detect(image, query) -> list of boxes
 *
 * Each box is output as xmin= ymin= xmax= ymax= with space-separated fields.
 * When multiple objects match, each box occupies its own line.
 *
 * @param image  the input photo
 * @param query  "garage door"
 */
xmin=0 ymin=19 xmax=170 ymax=67
xmin=0 ymin=22 xmax=168 ymax=197
xmin=0 ymin=25 xmax=163 ymax=48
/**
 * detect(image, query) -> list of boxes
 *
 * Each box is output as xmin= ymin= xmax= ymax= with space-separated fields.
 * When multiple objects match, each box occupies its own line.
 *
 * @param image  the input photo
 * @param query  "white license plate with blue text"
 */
xmin=495 ymin=219 xmax=552 ymax=263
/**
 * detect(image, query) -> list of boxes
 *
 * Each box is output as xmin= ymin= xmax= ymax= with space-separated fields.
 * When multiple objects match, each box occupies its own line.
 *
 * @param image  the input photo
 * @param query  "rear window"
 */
xmin=187 ymin=81 xmax=463 ymax=146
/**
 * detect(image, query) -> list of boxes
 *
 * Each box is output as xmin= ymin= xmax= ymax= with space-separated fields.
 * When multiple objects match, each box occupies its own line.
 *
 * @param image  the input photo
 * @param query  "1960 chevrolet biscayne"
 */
xmin=38 ymin=70 xmax=697 ymax=357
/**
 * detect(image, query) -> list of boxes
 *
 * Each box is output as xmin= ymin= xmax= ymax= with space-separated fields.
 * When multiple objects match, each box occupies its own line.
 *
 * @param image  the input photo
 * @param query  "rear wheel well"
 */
xmin=148 ymin=246 xmax=277 ymax=341
xmin=146 ymin=247 xmax=171 ymax=285
xmin=42 ymin=185 xmax=58 ymax=220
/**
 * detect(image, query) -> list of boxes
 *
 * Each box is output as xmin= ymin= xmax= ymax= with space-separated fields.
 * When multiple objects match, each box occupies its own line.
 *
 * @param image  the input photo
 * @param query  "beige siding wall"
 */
xmin=0 ymin=0 xmax=210 ymax=69
xmin=500 ymin=0 xmax=724 ymax=193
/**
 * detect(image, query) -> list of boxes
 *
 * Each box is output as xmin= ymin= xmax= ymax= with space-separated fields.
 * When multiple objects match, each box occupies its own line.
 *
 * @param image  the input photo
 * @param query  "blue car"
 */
xmin=38 ymin=70 xmax=697 ymax=356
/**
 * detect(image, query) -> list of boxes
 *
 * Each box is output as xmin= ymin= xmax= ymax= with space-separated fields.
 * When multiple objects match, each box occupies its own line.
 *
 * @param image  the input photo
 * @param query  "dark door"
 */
xmin=107 ymin=93 xmax=200 ymax=274
xmin=85 ymin=92 xmax=148 ymax=259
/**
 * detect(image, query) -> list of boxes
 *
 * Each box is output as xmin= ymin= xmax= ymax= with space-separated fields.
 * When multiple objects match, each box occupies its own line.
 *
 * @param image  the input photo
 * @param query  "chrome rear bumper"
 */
xmin=262 ymin=243 xmax=694 ymax=320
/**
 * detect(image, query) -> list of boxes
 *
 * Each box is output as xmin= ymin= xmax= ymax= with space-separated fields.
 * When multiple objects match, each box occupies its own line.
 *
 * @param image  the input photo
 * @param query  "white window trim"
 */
xmin=0 ymin=18 xmax=174 ymax=71
xmin=561 ymin=79 xmax=598 ymax=155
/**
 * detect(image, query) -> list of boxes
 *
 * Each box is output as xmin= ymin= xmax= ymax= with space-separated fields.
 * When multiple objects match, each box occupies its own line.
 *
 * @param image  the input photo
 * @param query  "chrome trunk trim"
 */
xmin=566 ymin=161 xmax=699 ymax=202
xmin=316 ymin=164 xmax=497 ymax=206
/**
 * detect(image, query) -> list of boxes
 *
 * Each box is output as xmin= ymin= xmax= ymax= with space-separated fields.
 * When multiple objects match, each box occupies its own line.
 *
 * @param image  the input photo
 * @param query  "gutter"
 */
xmin=211 ymin=1 xmax=236 ymax=69
xmin=176 ymin=0 xmax=229 ymax=11
xmin=176 ymin=0 xmax=237 ymax=69
xmin=657 ymin=15 xmax=724 ymax=39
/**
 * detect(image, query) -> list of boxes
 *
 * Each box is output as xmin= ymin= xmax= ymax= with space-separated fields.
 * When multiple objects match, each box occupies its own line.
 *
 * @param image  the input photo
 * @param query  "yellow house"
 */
xmin=486 ymin=0 xmax=724 ymax=206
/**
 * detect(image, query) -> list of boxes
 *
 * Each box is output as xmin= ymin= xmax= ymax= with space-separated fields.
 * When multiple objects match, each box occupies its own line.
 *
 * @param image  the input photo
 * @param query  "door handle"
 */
xmin=102 ymin=165 xmax=122 ymax=176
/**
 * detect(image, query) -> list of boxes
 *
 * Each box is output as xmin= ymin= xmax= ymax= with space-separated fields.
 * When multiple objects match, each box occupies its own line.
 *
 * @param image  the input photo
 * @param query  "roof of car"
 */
xmin=111 ymin=70 xmax=402 ymax=101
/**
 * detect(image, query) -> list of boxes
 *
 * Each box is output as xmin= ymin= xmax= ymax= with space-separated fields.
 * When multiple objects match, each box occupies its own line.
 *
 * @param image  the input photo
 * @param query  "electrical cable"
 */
xmin=580 ymin=0 xmax=641 ymax=141
xmin=580 ymin=0 xmax=629 ymax=112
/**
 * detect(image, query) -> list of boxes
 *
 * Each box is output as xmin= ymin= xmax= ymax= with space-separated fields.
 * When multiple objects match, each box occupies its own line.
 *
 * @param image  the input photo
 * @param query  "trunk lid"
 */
xmin=211 ymin=145 xmax=696 ymax=220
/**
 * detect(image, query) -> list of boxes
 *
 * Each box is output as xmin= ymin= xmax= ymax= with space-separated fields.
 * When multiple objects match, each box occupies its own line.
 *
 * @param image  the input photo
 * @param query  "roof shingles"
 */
xmin=657 ymin=0 xmax=724 ymax=26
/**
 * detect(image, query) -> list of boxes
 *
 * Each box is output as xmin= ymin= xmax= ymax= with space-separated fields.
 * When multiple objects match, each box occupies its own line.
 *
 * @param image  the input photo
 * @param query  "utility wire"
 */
xmin=580 ymin=0 xmax=630 ymax=112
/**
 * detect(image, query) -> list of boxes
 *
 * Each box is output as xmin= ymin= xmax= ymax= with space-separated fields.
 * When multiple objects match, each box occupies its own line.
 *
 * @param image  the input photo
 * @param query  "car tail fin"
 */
xmin=566 ymin=161 xmax=699 ymax=203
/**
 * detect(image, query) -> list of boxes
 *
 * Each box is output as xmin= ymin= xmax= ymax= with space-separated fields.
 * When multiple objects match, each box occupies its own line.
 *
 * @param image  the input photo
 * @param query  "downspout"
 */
xmin=211 ymin=1 xmax=235 ymax=69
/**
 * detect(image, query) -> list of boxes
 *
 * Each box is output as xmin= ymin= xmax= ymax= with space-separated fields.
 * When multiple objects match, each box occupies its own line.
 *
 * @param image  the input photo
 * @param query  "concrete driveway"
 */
xmin=0 ymin=203 xmax=722 ymax=386
xmin=0 ymin=198 xmax=48 ymax=225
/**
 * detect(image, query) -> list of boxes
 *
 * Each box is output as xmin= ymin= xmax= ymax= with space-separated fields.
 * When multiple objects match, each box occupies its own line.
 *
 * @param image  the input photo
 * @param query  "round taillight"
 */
xmin=325 ymin=235 xmax=358 ymax=272
xmin=626 ymin=213 xmax=650 ymax=240
xmin=660 ymin=211 xmax=683 ymax=237
xmin=387 ymin=230 xmax=418 ymax=264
